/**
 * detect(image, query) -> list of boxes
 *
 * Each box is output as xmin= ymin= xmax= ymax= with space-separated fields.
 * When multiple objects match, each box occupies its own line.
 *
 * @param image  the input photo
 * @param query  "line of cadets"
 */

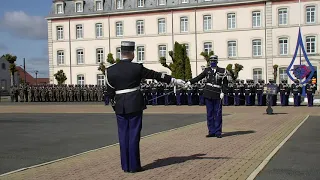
xmin=140 ymin=78 xmax=317 ymax=107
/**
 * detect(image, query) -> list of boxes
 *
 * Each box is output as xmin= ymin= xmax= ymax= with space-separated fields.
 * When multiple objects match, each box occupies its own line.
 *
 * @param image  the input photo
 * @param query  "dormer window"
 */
xmin=137 ymin=0 xmax=144 ymax=7
xmin=158 ymin=0 xmax=166 ymax=5
xmin=95 ymin=0 xmax=103 ymax=11
xmin=56 ymin=3 xmax=64 ymax=14
xmin=75 ymin=1 xmax=83 ymax=13
xmin=116 ymin=0 xmax=123 ymax=9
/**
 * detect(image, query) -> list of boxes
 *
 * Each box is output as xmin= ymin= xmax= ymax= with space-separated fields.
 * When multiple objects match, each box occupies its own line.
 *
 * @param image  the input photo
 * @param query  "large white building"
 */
xmin=47 ymin=0 xmax=320 ymax=87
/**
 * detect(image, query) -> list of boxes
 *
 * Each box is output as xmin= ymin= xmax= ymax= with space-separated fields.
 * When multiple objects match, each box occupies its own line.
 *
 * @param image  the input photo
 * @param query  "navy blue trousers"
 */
xmin=176 ymin=93 xmax=181 ymax=105
xmin=280 ymin=94 xmax=289 ymax=106
xmin=165 ymin=95 xmax=169 ymax=105
xmin=116 ymin=111 xmax=143 ymax=172
xmin=257 ymin=93 xmax=263 ymax=106
xmin=223 ymin=95 xmax=229 ymax=105
xmin=104 ymin=95 xmax=109 ymax=105
xmin=187 ymin=94 xmax=192 ymax=105
xmin=245 ymin=95 xmax=251 ymax=106
xmin=307 ymin=94 xmax=314 ymax=107
xmin=294 ymin=95 xmax=301 ymax=106
xmin=152 ymin=93 xmax=157 ymax=105
xmin=199 ymin=95 xmax=204 ymax=105
xmin=205 ymin=98 xmax=222 ymax=135
xmin=234 ymin=94 xmax=240 ymax=106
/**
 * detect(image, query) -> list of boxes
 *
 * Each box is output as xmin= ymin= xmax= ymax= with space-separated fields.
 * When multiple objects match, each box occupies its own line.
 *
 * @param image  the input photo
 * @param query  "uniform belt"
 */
xmin=115 ymin=87 xmax=140 ymax=94
xmin=206 ymin=83 xmax=221 ymax=88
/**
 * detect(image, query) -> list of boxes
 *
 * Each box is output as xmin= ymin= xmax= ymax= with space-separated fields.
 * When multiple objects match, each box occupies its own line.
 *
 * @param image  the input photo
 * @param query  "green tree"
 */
xmin=98 ymin=62 xmax=106 ymax=75
xmin=159 ymin=42 xmax=191 ymax=80
xmin=226 ymin=63 xmax=244 ymax=81
xmin=106 ymin=53 xmax=120 ymax=64
xmin=2 ymin=54 xmax=17 ymax=86
xmin=200 ymin=51 xmax=215 ymax=66
xmin=273 ymin=64 xmax=279 ymax=82
xmin=54 ymin=70 xmax=67 ymax=85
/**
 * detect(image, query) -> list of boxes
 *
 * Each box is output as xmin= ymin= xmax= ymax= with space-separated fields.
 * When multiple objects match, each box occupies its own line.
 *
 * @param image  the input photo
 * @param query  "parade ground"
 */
xmin=0 ymin=105 xmax=319 ymax=180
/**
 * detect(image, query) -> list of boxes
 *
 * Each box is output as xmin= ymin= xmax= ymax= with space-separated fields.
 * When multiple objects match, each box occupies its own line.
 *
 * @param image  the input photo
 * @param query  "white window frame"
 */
xmin=306 ymin=6 xmax=316 ymax=24
xmin=95 ymin=0 xmax=103 ymax=11
xmin=278 ymin=8 xmax=288 ymax=25
xmin=228 ymin=41 xmax=237 ymax=57
xmin=96 ymin=48 xmax=104 ymax=63
xmin=116 ymin=0 xmax=123 ymax=9
xmin=180 ymin=16 xmax=188 ymax=33
xmin=158 ymin=18 xmax=166 ymax=34
xmin=158 ymin=0 xmax=166 ymax=5
xmin=203 ymin=42 xmax=212 ymax=54
xmin=77 ymin=74 xmax=85 ymax=85
xmin=97 ymin=74 xmax=105 ymax=85
xmin=279 ymin=67 xmax=288 ymax=82
xmin=77 ymin=49 xmax=84 ymax=64
xmin=181 ymin=0 xmax=189 ymax=3
xmin=183 ymin=43 xmax=189 ymax=56
xmin=305 ymin=36 xmax=316 ymax=54
xmin=137 ymin=0 xmax=144 ymax=7
xmin=203 ymin=15 xmax=212 ymax=31
xmin=75 ymin=1 xmax=83 ymax=13
xmin=56 ymin=3 xmax=64 ymax=14
xmin=136 ymin=20 xmax=144 ymax=35
xmin=252 ymin=11 xmax=261 ymax=28
xmin=57 ymin=50 xmax=64 ymax=65
xmin=116 ymin=21 xmax=123 ymax=36
xmin=279 ymin=37 xmax=288 ymax=55
xmin=56 ymin=26 xmax=64 ymax=40
xmin=95 ymin=23 xmax=103 ymax=38
xmin=252 ymin=39 xmax=262 ymax=56
xmin=76 ymin=24 xmax=83 ymax=39
xmin=116 ymin=47 xmax=121 ymax=60
xmin=227 ymin=13 xmax=236 ymax=29
xmin=137 ymin=46 xmax=145 ymax=62
xmin=158 ymin=45 xmax=167 ymax=58
xmin=253 ymin=68 xmax=263 ymax=84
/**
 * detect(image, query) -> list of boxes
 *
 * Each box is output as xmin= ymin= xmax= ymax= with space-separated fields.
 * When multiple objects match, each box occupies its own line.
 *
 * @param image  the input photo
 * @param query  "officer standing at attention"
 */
xmin=185 ymin=55 xmax=229 ymax=138
xmin=105 ymin=41 xmax=185 ymax=173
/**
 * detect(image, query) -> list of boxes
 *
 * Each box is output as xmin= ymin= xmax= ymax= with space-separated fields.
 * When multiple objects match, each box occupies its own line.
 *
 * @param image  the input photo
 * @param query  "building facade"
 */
xmin=47 ymin=0 xmax=320 ymax=88
xmin=0 ymin=56 xmax=11 ymax=93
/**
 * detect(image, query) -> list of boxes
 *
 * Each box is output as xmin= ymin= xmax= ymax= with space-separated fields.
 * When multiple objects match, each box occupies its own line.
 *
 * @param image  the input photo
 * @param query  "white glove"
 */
xmin=298 ymin=93 xmax=300 ymax=96
xmin=220 ymin=93 xmax=224 ymax=99
xmin=185 ymin=81 xmax=191 ymax=88
xmin=171 ymin=78 xmax=185 ymax=87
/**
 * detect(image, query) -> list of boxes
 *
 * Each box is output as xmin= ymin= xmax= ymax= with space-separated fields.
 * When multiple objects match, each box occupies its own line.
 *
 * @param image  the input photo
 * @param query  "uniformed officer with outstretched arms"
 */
xmin=185 ymin=55 xmax=229 ymax=138
xmin=105 ymin=41 xmax=185 ymax=173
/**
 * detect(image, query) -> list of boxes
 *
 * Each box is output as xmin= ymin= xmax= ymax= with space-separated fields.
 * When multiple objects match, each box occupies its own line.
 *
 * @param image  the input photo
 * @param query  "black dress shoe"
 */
xmin=216 ymin=134 xmax=222 ymax=138
xmin=206 ymin=134 xmax=215 ymax=138
xmin=129 ymin=168 xmax=144 ymax=173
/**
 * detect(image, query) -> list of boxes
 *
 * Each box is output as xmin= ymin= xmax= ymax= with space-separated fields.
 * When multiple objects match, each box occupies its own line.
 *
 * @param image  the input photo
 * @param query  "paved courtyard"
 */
xmin=0 ymin=105 xmax=319 ymax=180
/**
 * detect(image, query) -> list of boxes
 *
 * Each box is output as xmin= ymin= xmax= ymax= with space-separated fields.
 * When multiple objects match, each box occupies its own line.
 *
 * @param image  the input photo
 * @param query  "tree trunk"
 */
xmin=11 ymin=72 xmax=14 ymax=86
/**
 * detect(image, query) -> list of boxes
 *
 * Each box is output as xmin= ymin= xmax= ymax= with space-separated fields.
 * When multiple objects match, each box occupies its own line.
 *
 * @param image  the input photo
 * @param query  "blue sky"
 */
xmin=0 ymin=0 xmax=51 ymax=78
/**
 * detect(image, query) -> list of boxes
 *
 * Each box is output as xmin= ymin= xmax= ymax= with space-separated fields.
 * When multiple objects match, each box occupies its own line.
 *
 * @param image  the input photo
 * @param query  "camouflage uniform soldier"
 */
xmin=40 ymin=86 xmax=45 ymax=102
xmin=19 ymin=85 xmax=25 ymax=102
xmin=48 ymin=86 xmax=53 ymax=101
xmin=83 ymin=85 xmax=88 ymax=102
xmin=63 ymin=85 xmax=68 ymax=101
xmin=28 ymin=86 xmax=32 ymax=102
xmin=10 ymin=86 xmax=15 ymax=102
xmin=89 ymin=85 xmax=94 ymax=101
xmin=76 ymin=85 xmax=81 ymax=101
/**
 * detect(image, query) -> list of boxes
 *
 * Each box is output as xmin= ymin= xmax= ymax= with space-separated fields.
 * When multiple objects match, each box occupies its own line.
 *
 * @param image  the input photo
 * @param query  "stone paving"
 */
xmin=0 ymin=105 xmax=318 ymax=180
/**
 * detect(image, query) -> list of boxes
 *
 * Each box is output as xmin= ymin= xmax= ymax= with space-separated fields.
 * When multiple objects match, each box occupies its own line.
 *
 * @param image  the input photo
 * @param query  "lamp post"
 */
xmin=35 ymin=71 xmax=39 ymax=85
xmin=23 ymin=58 xmax=26 ymax=85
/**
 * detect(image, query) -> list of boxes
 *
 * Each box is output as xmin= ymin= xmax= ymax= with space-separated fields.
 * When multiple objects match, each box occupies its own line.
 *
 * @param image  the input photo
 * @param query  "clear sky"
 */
xmin=0 ymin=0 xmax=51 ymax=78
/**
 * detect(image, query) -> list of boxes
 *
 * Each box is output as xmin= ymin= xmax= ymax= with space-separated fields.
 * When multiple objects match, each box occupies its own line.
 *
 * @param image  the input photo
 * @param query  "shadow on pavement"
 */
xmin=222 ymin=130 xmax=255 ymax=137
xmin=143 ymin=153 xmax=229 ymax=170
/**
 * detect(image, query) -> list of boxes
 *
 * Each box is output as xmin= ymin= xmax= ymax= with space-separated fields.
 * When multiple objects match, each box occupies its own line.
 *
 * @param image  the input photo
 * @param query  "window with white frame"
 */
xmin=181 ymin=0 xmax=188 ymax=3
xmin=278 ymin=8 xmax=288 ymax=25
xmin=97 ymin=74 xmax=105 ymax=85
xmin=180 ymin=17 xmax=188 ymax=32
xmin=253 ymin=68 xmax=262 ymax=84
xmin=96 ymin=0 xmax=103 ymax=11
xmin=227 ymin=13 xmax=236 ymax=29
xmin=306 ymin=6 xmax=316 ymax=23
xmin=252 ymin=11 xmax=261 ymax=27
xmin=203 ymin=42 xmax=212 ymax=54
xmin=279 ymin=38 xmax=288 ymax=55
xmin=76 ymin=24 xmax=83 ymax=39
xmin=159 ymin=0 xmax=166 ymax=5
xmin=77 ymin=49 xmax=84 ymax=64
xmin=159 ymin=45 xmax=167 ymax=58
xmin=56 ymin=26 xmax=63 ymax=40
xmin=116 ymin=47 xmax=121 ymax=59
xmin=116 ymin=21 xmax=123 ymax=36
xmin=228 ymin=41 xmax=237 ymax=57
xmin=96 ymin=48 xmax=104 ymax=63
xmin=183 ymin=43 xmax=189 ymax=56
xmin=158 ymin=18 xmax=166 ymax=34
xmin=95 ymin=23 xmax=103 ymax=38
xmin=137 ymin=46 xmax=145 ymax=62
xmin=77 ymin=75 xmax=85 ymax=85
xmin=56 ymin=3 xmax=64 ymax=14
xmin=279 ymin=67 xmax=288 ymax=82
xmin=306 ymin=36 xmax=316 ymax=54
xmin=75 ymin=2 xmax=83 ymax=12
xmin=137 ymin=0 xmax=144 ymax=7
xmin=136 ymin=20 xmax=144 ymax=35
xmin=57 ymin=50 xmax=64 ymax=65
xmin=116 ymin=0 xmax=123 ymax=9
xmin=252 ymin=39 xmax=262 ymax=56
xmin=203 ymin=15 xmax=212 ymax=31
xmin=204 ymin=0 xmax=212 ymax=1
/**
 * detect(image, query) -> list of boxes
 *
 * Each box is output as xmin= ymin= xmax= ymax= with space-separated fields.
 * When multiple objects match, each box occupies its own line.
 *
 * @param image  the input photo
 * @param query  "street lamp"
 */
xmin=34 ymin=70 xmax=39 ymax=85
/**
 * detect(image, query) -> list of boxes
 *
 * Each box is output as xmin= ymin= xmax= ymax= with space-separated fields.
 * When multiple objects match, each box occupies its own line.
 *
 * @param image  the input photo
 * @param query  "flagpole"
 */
xmin=299 ymin=0 xmax=301 ymax=66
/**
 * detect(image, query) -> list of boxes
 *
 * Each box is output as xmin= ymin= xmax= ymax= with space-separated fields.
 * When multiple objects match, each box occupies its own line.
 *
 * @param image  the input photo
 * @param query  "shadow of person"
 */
xmin=143 ymin=153 xmax=229 ymax=170
xmin=222 ymin=130 xmax=255 ymax=137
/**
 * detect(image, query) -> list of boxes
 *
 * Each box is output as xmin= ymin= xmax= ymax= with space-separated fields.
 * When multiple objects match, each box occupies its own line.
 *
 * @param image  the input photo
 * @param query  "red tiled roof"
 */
xmin=16 ymin=67 xmax=49 ymax=85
